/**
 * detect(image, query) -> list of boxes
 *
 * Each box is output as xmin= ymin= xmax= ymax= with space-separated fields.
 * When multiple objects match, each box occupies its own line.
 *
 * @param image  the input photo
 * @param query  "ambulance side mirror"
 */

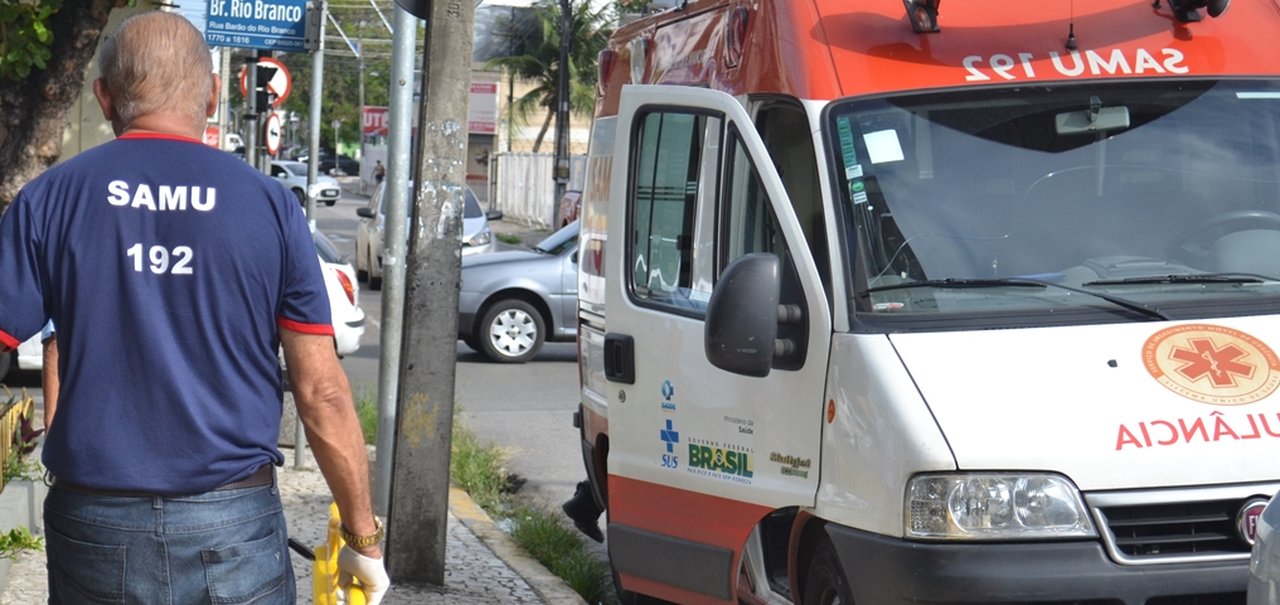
xmin=705 ymin=253 xmax=780 ymax=377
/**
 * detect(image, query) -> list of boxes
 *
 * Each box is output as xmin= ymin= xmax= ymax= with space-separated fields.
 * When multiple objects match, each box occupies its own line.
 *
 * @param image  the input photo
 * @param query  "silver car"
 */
xmin=1250 ymin=492 xmax=1280 ymax=604
xmin=458 ymin=221 xmax=578 ymax=363
xmin=355 ymin=182 xmax=497 ymax=290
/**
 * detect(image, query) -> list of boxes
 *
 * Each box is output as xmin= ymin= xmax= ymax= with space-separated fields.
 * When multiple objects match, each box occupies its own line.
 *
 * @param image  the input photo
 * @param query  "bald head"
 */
xmin=95 ymin=12 xmax=215 ymax=135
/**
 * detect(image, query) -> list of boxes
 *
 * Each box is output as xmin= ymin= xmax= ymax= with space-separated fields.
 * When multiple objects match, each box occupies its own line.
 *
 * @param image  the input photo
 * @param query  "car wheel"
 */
xmin=292 ymin=188 xmax=306 ymax=206
xmin=478 ymin=299 xmax=544 ymax=363
xmin=325 ymin=199 xmax=336 ymax=207
xmin=803 ymin=538 xmax=855 ymax=605
xmin=368 ymin=250 xmax=383 ymax=291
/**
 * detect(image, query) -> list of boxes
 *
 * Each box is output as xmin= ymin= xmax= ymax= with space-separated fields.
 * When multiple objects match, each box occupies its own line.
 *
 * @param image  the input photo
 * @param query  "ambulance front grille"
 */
xmin=1086 ymin=483 xmax=1278 ymax=566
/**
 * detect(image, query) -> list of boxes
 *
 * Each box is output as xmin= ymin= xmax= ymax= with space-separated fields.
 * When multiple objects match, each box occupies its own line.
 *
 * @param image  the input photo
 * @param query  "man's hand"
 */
xmin=337 ymin=546 xmax=390 ymax=604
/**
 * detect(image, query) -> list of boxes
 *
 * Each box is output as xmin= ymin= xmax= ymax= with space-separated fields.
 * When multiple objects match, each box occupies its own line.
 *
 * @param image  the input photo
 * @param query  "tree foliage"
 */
xmin=485 ymin=0 xmax=612 ymax=152
xmin=0 ymin=0 xmax=63 ymax=81
xmin=0 ymin=0 xmax=120 ymax=209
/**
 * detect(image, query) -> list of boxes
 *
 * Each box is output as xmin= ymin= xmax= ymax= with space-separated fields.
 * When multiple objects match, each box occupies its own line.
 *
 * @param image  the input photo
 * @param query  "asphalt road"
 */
xmin=317 ymin=190 xmax=587 ymax=517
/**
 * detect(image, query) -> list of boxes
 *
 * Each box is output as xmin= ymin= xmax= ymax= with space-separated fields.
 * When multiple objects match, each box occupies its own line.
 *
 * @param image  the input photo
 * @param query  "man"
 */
xmin=373 ymin=160 xmax=386 ymax=184
xmin=0 ymin=12 xmax=389 ymax=603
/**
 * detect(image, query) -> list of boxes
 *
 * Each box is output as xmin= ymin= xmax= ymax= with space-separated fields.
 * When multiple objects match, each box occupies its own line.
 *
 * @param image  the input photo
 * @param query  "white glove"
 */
xmin=337 ymin=546 xmax=391 ymax=605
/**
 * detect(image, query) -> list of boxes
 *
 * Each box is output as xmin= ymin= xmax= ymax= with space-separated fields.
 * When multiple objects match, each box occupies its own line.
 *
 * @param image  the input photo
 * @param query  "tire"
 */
xmin=368 ymin=246 xmax=383 ymax=290
xmin=325 ymin=199 xmax=336 ymax=207
xmin=292 ymin=188 xmax=306 ymax=206
xmin=355 ymin=244 xmax=369 ymax=282
xmin=803 ymin=539 xmax=855 ymax=605
xmin=478 ymin=299 xmax=544 ymax=363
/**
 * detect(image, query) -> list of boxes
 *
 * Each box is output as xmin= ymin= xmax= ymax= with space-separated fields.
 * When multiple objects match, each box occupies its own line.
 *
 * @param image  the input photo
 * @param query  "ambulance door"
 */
xmin=604 ymin=85 xmax=832 ymax=603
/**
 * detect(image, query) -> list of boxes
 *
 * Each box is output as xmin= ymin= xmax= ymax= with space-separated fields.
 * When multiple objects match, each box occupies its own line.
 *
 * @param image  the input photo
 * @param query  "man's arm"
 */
xmin=279 ymin=329 xmax=382 ymax=557
xmin=42 ymin=336 xmax=58 ymax=429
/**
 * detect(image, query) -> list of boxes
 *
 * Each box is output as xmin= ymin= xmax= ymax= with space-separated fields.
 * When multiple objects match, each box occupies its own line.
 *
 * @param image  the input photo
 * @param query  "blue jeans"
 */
xmin=43 ymin=480 xmax=295 ymax=604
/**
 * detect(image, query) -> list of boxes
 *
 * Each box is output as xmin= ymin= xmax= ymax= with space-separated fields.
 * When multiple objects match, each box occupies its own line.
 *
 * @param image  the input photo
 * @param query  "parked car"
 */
xmin=355 ymin=182 xmax=499 ymax=290
xmin=272 ymin=160 xmax=342 ymax=206
xmin=557 ymin=190 xmax=582 ymax=227
xmin=299 ymin=152 xmax=359 ymax=177
xmin=0 ymin=331 xmax=44 ymax=382
xmin=313 ymin=229 xmax=365 ymax=357
xmin=458 ymin=221 xmax=578 ymax=363
xmin=1250 ymin=492 xmax=1280 ymax=604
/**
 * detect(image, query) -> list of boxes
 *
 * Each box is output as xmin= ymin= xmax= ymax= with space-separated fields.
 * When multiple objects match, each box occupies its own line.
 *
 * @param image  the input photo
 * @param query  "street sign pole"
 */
xmin=386 ymin=0 xmax=473 ymax=584
xmin=373 ymin=2 xmax=418 ymax=518
xmin=305 ymin=2 xmax=325 ymax=226
xmin=243 ymin=57 xmax=260 ymax=172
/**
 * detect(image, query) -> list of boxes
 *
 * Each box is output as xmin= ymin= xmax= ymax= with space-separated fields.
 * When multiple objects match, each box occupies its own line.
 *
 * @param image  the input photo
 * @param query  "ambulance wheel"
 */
xmin=478 ymin=299 xmax=544 ymax=363
xmin=803 ymin=539 xmax=855 ymax=605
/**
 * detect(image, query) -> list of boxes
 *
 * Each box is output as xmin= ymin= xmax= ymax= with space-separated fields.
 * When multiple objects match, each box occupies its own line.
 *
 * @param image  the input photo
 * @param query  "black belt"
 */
xmin=52 ymin=465 xmax=275 ymax=497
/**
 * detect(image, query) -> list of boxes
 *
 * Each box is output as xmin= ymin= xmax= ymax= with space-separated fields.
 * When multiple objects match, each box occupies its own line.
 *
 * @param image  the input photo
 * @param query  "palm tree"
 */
xmin=486 ymin=0 xmax=612 ymax=152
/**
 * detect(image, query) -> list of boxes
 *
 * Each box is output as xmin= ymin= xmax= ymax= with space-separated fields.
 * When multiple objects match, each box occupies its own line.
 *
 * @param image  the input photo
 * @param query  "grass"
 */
xmin=353 ymin=390 xmax=615 ymax=604
xmin=496 ymin=233 xmax=524 ymax=245
xmin=354 ymin=389 xmax=378 ymax=445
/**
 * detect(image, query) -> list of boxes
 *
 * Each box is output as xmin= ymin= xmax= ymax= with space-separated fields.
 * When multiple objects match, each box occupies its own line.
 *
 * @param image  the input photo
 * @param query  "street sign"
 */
xmin=239 ymin=57 xmax=292 ymax=108
xmin=265 ymin=113 xmax=283 ymax=156
xmin=363 ymin=106 xmax=389 ymax=137
xmin=205 ymin=0 xmax=309 ymax=52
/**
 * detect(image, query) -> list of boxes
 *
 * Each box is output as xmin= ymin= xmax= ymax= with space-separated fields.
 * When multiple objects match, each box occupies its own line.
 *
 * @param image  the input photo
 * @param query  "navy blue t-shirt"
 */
xmin=0 ymin=132 xmax=333 ymax=494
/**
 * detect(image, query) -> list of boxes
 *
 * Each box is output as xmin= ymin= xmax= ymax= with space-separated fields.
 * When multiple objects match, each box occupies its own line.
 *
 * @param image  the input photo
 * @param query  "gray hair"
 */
xmin=97 ymin=12 xmax=214 ymax=128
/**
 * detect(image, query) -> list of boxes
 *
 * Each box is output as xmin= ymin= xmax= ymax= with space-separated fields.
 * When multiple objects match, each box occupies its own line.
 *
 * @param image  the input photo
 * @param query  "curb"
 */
xmin=448 ymin=487 xmax=587 ymax=605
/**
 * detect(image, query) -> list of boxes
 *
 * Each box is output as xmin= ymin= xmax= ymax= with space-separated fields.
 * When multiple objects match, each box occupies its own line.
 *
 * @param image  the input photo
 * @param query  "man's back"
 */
xmin=12 ymin=133 xmax=331 ymax=493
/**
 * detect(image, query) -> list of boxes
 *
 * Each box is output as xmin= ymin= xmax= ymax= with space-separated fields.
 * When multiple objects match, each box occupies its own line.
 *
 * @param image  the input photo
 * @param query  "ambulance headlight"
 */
xmin=906 ymin=473 xmax=1095 ymax=540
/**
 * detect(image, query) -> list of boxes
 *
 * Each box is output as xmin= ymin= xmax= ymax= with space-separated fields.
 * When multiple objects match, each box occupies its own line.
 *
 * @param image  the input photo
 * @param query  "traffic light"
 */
xmin=252 ymin=63 xmax=278 ymax=115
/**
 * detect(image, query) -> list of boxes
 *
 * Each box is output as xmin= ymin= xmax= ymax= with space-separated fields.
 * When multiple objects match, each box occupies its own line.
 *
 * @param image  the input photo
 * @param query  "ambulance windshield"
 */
xmin=831 ymin=79 xmax=1280 ymax=324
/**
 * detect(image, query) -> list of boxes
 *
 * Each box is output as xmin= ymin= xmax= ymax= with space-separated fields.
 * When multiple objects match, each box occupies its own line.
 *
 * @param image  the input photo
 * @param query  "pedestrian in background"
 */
xmin=0 ymin=12 xmax=389 ymax=603
xmin=373 ymin=159 xmax=386 ymax=184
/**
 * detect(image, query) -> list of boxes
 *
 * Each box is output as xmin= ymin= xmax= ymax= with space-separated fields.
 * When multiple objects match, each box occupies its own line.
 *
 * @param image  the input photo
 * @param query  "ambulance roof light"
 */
xmin=903 ymin=0 xmax=940 ymax=33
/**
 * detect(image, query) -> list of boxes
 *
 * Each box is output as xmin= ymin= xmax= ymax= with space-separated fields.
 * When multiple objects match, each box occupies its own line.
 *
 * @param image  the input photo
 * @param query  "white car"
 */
xmin=272 ymin=160 xmax=342 ymax=207
xmin=313 ymin=229 xmax=365 ymax=357
xmin=355 ymin=182 xmax=499 ymax=290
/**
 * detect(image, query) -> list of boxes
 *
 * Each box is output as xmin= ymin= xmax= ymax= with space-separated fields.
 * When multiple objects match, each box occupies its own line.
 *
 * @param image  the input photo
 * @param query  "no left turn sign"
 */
xmin=239 ymin=57 xmax=292 ymax=107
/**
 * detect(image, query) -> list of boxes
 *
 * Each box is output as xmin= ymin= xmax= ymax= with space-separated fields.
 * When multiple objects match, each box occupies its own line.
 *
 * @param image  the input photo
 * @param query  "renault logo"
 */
xmin=1239 ymin=498 xmax=1269 ymax=545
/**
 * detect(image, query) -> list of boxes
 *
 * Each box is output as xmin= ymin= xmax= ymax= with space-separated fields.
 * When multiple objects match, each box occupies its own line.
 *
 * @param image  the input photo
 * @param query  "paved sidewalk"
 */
xmin=0 ymin=447 xmax=585 ymax=605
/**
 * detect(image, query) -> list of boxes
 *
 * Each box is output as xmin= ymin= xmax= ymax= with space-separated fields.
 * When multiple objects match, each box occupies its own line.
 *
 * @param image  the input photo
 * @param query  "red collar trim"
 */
xmin=117 ymin=132 xmax=204 ymax=144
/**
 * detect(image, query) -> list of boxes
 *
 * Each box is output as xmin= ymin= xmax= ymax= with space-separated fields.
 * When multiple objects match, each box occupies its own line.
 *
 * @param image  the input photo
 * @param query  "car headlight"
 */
xmin=906 ymin=473 xmax=1095 ymax=540
xmin=466 ymin=227 xmax=492 ymax=247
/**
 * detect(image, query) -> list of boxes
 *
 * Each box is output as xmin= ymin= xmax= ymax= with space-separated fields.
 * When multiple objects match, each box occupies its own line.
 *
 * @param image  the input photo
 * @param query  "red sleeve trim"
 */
xmin=278 ymin=317 xmax=335 ymax=336
xmin=117 ymin=131 xmax=204 ymax=144
xmin=0 ymin=330 xmax=19 ymax=351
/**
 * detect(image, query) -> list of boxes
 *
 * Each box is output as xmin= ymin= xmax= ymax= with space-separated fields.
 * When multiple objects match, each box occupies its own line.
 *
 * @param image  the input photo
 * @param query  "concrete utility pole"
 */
xmin=386 ymin=0 xmax=474 ymax=584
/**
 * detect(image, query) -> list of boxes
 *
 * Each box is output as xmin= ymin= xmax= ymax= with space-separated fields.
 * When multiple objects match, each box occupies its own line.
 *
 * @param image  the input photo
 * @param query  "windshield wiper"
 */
xmin=1083 ymin=272 xmax=1273 ymax=286
xmin=861 ymin=277 xmax=1170 ymax=321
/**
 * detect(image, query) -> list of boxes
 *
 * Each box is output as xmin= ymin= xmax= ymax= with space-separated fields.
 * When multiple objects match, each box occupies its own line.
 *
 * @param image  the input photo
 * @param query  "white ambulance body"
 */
xmin=574 ymin=1 xmax=1280 ymax=603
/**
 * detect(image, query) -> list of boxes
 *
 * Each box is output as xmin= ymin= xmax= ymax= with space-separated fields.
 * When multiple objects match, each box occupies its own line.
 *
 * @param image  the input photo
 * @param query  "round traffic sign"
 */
xmin=265 ymin=113 xmax=283 ymax=156
xmin=238 ymin=57 xmax=292 ymax=107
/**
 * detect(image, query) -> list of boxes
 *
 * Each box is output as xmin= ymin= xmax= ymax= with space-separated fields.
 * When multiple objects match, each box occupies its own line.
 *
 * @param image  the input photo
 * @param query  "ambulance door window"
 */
xmin=721 ymin=125 xmax=809 ymax=370
xmin=628 ymin=110 xmax=721 ymax=314
xmin=755 ymin=104 xmax=830 ymax=292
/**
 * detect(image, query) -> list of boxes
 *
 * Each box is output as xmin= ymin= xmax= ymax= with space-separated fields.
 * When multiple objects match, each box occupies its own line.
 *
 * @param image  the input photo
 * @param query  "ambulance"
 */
xmin=572 ymin=1 xmax=1280 ymax=603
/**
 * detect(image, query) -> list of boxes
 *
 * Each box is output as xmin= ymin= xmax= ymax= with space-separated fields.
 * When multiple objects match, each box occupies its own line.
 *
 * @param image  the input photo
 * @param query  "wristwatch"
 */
xmin=341 ymin=517 xmax=385 ymax=548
